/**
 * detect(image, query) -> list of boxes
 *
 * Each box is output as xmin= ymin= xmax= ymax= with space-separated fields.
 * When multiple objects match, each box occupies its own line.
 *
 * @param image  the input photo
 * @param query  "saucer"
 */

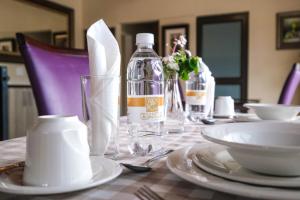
xmin=233 ymin=113 xmax=260 ymax=122
xmin=191 ymin=143 xmax=300 ymax=187
xmin=167 ymin=143 xmax=300 ymax=200
xmin=0 ymin=156 xmax=122 ymax=195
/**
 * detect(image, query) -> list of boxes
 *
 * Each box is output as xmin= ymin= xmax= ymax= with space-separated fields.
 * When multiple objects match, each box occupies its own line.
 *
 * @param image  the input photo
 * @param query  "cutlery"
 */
xmin=122 ymin=149 xmax=174 ymax=173
xmin=0 ymin=161 xmax=25 ymax=174
xmin=201 ymin=119 xmax=215 ymax=125
xmin=135 ymin=185 xmax=165 ymax=200
xmin=0 ymin=149 xmax=173 ymax=175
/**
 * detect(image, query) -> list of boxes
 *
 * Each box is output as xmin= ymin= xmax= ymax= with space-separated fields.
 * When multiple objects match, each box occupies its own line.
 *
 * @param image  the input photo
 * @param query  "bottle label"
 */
xmin=127 ymin=95 xmax=164 ymax=123
xmin=186 ymin=90 xmax=206 ymax=105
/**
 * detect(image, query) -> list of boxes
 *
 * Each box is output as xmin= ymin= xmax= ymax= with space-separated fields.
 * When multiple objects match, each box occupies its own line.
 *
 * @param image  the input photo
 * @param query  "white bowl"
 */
xmin=244 ymin=103 xmax=300 ymax=120
xmin=202 ymin=122 xmax=300 ymax=176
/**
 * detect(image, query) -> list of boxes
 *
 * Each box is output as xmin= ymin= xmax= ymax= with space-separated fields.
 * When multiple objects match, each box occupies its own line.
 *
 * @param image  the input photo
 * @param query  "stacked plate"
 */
xmin=167 ymin=121 xmax=300 ymax=200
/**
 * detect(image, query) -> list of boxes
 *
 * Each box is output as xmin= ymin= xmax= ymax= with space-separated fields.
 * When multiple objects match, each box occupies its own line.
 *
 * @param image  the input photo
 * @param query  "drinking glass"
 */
xmin=80 ymin=75 xmax=120 ymax=158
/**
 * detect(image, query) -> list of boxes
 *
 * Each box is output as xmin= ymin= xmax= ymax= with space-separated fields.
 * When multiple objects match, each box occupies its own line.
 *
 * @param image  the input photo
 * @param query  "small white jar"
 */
xmin=23 ymin=115 xmax=92 ymax=187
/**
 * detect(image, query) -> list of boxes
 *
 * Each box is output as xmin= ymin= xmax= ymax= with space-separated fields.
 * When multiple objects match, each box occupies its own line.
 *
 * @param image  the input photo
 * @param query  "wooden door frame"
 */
xmin=197 ymin=12 xmax=249 ymax=100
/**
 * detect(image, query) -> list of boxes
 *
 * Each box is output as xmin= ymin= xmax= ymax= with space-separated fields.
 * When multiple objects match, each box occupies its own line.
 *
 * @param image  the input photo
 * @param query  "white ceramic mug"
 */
xmin=23 ymin=115 xmax=92 ymax=187
xmin=214 ymin=96 xmax=235 ymax=117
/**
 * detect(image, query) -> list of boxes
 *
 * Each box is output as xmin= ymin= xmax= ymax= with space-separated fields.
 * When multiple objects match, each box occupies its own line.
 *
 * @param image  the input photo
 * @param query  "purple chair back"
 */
xmin=16 ymin=33 xmax=89 ymax=118
xmin=278 ymin=63 xmax=300 ymax=105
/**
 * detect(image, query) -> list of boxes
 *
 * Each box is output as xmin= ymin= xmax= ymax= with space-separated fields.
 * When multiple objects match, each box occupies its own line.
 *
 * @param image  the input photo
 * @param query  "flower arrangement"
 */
xmin=162 ymin=35 xmax=202 ymax=80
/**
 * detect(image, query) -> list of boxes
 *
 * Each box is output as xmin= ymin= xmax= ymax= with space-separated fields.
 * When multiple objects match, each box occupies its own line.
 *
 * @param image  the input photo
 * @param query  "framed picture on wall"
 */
xmin=53 ymin=31 xmax=69 ymax=48
xmin=162 ymin=24 xmax=189 ymax=56
xmin=0 ymin=38 xmax=16 ymax=52
xmin=277 ymin=11 xmax=300 ymax=49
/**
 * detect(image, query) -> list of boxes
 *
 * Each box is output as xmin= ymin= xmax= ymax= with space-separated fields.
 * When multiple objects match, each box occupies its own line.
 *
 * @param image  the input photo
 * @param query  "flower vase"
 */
xmin=164 ymin=73 xmax=184 ymax=133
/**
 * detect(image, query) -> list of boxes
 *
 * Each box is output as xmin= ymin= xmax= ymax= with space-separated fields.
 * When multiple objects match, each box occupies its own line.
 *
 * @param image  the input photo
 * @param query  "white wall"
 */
xmin=83 ymin=0 xmax=300 ymax=104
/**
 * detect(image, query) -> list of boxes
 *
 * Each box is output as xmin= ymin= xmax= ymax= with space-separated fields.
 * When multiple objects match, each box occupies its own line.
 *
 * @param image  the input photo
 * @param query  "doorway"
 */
xmin=197 ymin=12 xmax=249 ymax=102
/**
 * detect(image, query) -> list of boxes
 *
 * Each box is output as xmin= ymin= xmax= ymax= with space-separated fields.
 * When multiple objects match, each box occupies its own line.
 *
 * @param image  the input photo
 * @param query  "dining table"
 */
xmin=0 ymin=117 xmax=257 ymax=200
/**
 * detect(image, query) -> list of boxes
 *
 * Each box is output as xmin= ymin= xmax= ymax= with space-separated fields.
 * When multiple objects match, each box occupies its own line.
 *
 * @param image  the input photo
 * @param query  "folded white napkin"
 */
xmin=87 ymin=19 xmax=120 ymax=156
xmin=200 ymin=59 xmax=215 ymax=117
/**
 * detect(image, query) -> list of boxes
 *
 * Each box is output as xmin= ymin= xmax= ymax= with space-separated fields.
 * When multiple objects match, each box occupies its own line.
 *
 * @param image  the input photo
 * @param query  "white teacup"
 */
xmin=23 ymin=115 xmax=92 ymax=187
xmin=214 ymin=96 xmax=235 ymax=117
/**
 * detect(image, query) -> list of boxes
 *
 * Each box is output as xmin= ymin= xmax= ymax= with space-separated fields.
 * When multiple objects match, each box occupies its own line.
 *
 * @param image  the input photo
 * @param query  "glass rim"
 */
xmin=80 ymin=75 xmax=120 ymax=80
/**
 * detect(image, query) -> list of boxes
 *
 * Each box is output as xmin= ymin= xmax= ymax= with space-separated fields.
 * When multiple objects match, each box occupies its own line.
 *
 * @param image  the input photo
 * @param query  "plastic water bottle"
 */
xmin=127 ymin=33 xmax=164 ymax=156
xmin=185 ymin=69 xmax=207 ymax=122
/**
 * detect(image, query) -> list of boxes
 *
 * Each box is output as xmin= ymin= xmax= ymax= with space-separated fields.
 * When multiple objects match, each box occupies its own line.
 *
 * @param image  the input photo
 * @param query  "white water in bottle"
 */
xmin=127 ymin=33 xmax=164 ymax=156
xmin=186 ymin=70 xmax=207 ymax=122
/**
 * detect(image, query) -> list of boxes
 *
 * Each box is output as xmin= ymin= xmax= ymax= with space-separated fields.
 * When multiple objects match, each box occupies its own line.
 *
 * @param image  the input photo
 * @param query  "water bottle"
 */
xmin=185 ymin=69 xmax=207 ymax=122
xmin=127 ymin=33 xmax=164 ymax=156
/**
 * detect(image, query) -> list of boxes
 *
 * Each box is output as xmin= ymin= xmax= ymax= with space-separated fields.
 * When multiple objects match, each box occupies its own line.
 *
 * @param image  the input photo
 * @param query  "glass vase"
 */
xmin=164 ymin=73 xmax=184 ymax=133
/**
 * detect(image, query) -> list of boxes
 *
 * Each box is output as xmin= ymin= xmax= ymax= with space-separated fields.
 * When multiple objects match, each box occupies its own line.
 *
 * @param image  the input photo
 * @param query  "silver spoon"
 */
xmin=121 ymin=149 xmax=174 ymax=173
xmin=201 ymin=119 xmax=216 ymax=125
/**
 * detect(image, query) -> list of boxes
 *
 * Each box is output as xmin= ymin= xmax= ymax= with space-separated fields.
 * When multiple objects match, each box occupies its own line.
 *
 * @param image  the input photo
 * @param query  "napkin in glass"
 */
xmin=86 ymin=19 xmax=120 ymax=156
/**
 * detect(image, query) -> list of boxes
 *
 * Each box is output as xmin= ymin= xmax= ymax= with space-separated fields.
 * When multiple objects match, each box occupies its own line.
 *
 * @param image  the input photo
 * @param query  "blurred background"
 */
xmin=0 ymin=0 xmax=299 ymax=139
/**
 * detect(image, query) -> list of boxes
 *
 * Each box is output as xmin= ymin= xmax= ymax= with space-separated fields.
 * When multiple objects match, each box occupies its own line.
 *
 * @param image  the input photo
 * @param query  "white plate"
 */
xmin=0 ymin=156 xmax=122 ymax=195
xmin=166 ymin=143 xmax=300 ymax=200
xmin=233 ymin=113 xmax=260 ymax=122
xmin=191 ymin=143 xmax=300 ymax=187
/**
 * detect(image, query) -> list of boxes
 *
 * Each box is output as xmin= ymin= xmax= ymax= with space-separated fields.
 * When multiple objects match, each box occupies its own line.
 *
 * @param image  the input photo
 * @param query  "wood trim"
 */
xmin=197 ymin=12 xmax=249 ymax=100
xmin=0 ymin=54 xmax=23 ymax=63
xmin=8 ymin=85 xmax=31 ymax=88
xmin=24 ymin=0 xmax=74 ymax=48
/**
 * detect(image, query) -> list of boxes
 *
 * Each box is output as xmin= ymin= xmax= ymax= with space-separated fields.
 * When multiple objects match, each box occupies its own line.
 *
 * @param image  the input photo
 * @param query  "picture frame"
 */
xmin=162 ymin=24 xmax=189 ymax=56
xmin=0 ymin=38 xmax=16 ymax=52
xmin=277 ymin=11 xmax=300 ymax=49
xmin=53 ymin=31 xmax=69 ymax=48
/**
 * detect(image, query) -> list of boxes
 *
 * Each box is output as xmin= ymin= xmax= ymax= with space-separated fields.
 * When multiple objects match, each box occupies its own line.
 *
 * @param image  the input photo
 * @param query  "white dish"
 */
xmin=244 ymin=103 xmax=300 ymax=120
xmin=233 ymin=113 xmax=260 ymax=122
xmin=202 ymin=122 xmax=300 ymax=176
xmin=166 ymin=144 xmax=300 ymax=200
xmin=192 ymin=143 xmax=300 ymax=187
xmin=0 ymin=156 xmax=122 ymax=195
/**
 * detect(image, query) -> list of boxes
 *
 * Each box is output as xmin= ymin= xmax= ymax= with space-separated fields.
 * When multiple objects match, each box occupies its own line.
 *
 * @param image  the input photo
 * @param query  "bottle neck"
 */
xmin=137 ymin=43 xmax=153 ymax=50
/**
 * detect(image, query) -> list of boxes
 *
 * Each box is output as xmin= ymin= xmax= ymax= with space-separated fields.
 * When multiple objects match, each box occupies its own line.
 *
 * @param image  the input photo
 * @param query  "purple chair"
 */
xmin=16 ymin=33 xmax=89 ymax=118
xmin=278 ymin=63 xmax=300 ymax=105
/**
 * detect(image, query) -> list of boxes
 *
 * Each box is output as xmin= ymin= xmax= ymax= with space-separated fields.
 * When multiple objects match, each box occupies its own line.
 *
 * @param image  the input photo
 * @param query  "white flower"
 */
xmin=162 ymin=56 xmax=173 ymax=64
xmin=179 ymin=35 xmax=187 ymax=46
xmin=168 ymin=62 xmax=179 ymax=71
xmin=162 ymin=56 xmax=179 ymax=71
xmin=173 ymin=35 xmax=187 ymax=48
xmin=185 ymin=50 xmax=192 ymax=57
xmin=172 ymin=52 xmax=180 ymax=57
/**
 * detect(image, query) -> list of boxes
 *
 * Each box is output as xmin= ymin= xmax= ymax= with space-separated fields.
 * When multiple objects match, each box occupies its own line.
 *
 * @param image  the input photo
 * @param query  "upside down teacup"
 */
xmin=23 ymin=115 xmax=92 ymax=187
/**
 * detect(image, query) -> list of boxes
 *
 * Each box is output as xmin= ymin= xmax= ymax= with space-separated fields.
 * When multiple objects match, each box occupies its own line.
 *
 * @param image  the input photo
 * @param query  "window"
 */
xmin=197 ymin=12 xmax=249 ymax=101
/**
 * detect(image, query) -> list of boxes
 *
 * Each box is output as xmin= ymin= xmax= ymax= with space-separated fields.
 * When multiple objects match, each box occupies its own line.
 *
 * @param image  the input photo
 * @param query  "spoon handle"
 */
xmin=143 ymin=149 xmax=174 ymax=166
xmin=0 ymin=161 xmax=25 ymax=174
